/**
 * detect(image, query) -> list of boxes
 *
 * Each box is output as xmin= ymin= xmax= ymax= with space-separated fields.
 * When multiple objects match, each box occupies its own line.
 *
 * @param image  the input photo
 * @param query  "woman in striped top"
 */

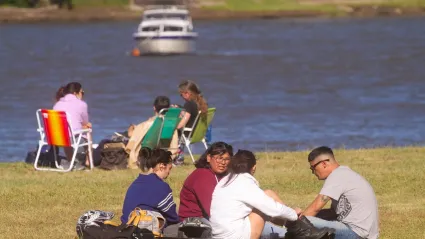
xmin=121 ymin=148 xmax=179 ymax=227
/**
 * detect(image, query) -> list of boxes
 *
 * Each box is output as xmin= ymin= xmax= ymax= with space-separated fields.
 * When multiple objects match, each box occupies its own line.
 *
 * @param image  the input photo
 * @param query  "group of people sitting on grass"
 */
xmin=120 ymin=143 xmax=379 ymax=239
xmin=52 ymin=80 xmax=207 ymax=169
xmin=53 ymin=80 xmax=378 ymax=238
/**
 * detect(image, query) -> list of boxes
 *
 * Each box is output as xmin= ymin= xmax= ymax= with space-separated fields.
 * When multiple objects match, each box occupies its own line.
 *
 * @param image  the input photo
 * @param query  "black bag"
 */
xmin=76 ymin=223 xmax=150 ymax=239
xmin=25 ymin=145 xmax=85 ymax=168
xmin=98 ymin=143 xmax=128 ymax=170
xmin=76 ymin=210 xmax=153 ymax=239
xmin=93 ymin=139 xmax=112 ymax=166
xmin=24 ymin=145 xmax=63 ymax=168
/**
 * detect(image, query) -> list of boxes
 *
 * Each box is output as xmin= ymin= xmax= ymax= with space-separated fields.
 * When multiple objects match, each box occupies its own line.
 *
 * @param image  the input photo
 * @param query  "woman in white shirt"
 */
xmin=210 ymin=150 xmax=300 ymax=239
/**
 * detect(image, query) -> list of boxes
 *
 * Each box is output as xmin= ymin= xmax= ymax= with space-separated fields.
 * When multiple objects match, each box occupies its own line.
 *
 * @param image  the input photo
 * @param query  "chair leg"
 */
xmin=33 ymin=143 xmax=44 ymax=171
xmin=185 ymin=142 xmax=195 ymax=164
xmin=87 ymin=132 xmax=94 ymax=170
xmin=202 ymin=138 xmax=208 ymax=149
xmin=53 ymin=146 xmax=60 ymax=169
xmin=34 ymin=144 xmax=69 ymax=172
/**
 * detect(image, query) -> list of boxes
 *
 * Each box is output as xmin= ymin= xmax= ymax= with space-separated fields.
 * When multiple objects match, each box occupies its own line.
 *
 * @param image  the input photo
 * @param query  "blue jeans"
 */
xmin=261 ymin=222 xmax=287 ymax=238
xmin=306 ymin=216 xmax=361 ymax=239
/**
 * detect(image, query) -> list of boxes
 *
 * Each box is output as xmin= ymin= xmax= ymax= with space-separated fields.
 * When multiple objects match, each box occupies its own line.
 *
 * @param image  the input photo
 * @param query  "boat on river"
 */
xmin=133 ymin=5 xmax=198 ymax=55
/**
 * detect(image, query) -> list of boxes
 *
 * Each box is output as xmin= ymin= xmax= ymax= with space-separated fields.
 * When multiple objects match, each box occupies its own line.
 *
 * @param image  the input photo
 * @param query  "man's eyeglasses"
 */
xmin=310 ymin=159 xmax=330 ymax=173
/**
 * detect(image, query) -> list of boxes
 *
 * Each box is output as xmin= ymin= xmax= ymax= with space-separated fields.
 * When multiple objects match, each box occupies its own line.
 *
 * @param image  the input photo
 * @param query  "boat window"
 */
xmin=144 ymin=13 xmax=187 ymax=20
xmin=144 ymin=14 xmax=162 ymax=20
xmin=166 ymin=14 xmax=187 ymax=20
xmin=164 ymin=26 xmax=183 ymax=32
xmin=142 ymin=26 xmax=160 ymax=32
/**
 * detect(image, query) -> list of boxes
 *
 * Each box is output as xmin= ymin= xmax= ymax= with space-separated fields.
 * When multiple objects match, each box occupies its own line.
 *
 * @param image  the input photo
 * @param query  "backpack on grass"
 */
xmin=98 ymin=142 xmax=128 ymax=170
xmin=75 ymin=208 xmax=164 ymax=239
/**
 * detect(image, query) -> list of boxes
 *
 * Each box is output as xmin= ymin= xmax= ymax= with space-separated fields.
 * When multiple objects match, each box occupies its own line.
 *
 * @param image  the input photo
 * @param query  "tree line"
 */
xmin=0 ymin=0 xmax=73 ymax=9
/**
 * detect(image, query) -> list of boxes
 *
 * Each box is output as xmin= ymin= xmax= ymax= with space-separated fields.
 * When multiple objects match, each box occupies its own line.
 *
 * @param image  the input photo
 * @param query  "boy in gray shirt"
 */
xmin=302 ymin=146 xmax=379 ymax=239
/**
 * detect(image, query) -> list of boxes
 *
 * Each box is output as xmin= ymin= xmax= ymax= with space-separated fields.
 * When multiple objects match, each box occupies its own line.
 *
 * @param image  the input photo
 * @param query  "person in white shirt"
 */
xmin=210 ymin=150 xmax=332 ymax=239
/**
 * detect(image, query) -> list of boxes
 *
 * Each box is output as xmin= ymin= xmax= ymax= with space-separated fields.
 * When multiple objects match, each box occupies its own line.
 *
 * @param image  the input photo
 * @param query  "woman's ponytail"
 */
xmin=55 ymin=86 xmax=66 ymax=102
xmin=138 ymin=147 xmax=153 ymax=172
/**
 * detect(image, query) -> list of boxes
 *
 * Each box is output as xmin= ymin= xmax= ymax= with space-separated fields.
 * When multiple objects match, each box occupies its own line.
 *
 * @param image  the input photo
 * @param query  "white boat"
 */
xmin=133 ymin=5 xmax=198 ymax=55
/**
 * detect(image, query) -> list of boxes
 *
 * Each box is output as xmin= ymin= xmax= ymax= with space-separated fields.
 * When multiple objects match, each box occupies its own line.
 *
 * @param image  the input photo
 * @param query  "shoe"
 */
xmin=299 ymin=216 xmax=335 ymax=239
xmin=73 ymin=161 xmax=86 ymax=171
xmin=59 ymin=159 xmax=86 ymax=171
xmin=59 ymin=159 xmax=71 ymax=170
xmin=172 ymin=153 xmax=185 ymax=167
xmin=285 ymin=216 xmax=334 ymax=239
xmin=172 ymin=160 xmax=184 ymax=167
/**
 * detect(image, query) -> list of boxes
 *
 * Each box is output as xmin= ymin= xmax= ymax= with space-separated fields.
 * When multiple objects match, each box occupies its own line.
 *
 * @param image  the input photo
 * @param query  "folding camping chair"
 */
xmin=34 ymin=109 xmax=94 ymax=172
xmin=181 ymin=108 xmax=216 ymax=163
xmin=141 ymin=108 xmax=182 ymax=150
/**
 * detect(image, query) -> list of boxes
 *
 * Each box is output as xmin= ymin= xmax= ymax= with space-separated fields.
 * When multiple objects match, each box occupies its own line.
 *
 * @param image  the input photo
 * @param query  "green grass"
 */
xmin=204 ymin=0 xmax=338 ymax=12
xmin=1 ymin=147 xmax=425 ymax=238
xmin=381 ymin=0 xmax=425 ymax=7
xmin=202 ymin=0 xmax=425 ymax=13
xmin=71 ymin=0 xmax=128 ymax=7
xmin=0 ymin=0 xmax=128 ymax=8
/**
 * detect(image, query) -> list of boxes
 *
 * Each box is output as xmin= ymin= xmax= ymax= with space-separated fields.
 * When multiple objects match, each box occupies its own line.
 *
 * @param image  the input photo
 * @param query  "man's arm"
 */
xmin=316 ymin=208 xmax=337 ymax=220
xmin=302 ymin=194 xmax=331 ymax=217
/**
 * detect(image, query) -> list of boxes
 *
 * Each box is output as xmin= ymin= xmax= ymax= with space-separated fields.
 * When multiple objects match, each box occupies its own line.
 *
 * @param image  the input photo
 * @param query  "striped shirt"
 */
xmin=121 ymin=173 xmax=179 ymax=226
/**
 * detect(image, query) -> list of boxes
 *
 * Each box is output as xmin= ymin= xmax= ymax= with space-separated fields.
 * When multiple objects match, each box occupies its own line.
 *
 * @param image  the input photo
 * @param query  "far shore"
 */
xmin=1 ymin=4 xmax=424 ymax=24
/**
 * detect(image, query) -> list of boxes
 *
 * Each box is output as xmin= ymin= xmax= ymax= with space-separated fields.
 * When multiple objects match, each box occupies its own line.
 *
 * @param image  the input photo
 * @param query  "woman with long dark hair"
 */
xmin=210 ymin=150 xmax=332 ymax=239
xmin=53 ymin=82 xmax=92 ymax=168
xmin=210 ymin=150 xmax=300 ymax=239
xmin=178 ymin=142 xmax=233 ymax=221
xmin=54 ymin=82 xmax=91 ymax=130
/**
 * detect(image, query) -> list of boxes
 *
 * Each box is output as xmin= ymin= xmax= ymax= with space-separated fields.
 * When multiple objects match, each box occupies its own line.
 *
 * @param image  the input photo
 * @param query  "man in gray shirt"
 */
xmin=302 ymin=146 xmax=379 ymax=239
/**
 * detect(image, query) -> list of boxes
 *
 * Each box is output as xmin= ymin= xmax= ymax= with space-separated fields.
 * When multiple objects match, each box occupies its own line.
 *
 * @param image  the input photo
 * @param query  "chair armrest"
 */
xmin=73 ymin=128 xmax=92 ymax=135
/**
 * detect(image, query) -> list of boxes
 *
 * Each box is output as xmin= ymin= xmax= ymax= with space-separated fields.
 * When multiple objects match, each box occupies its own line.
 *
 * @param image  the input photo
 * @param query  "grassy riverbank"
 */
xmin=1 ymin=0 xmax=425 ymax=23
xmin=58 ymin=0 xmax=425 ymax=10
xmin=1 ymin=147 xmax=425 ymax=238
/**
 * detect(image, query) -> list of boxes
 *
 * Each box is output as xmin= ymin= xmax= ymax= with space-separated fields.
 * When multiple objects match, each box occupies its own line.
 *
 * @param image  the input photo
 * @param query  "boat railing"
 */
xmin=134 ymin=0 xmax=193 ymax=6
xmin=144 ymin=5 xmax=189 ymax=10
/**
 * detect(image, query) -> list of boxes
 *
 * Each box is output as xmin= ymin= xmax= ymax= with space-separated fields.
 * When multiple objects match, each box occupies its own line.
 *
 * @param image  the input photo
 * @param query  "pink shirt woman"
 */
xmin=53 ymin=82 xmax=91 ymax=166
xmin=53 ymin=82 xmax=90 ymax=131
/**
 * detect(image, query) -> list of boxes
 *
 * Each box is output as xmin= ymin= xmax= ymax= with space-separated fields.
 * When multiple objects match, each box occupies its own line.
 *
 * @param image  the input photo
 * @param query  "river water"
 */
xmin=0 ymin=17 xmax=424 ymax=162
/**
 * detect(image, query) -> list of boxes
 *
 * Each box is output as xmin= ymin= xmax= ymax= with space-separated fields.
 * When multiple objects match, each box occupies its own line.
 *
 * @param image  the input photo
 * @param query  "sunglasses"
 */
xmin=310 ymin=159 xmax=330 ymax=173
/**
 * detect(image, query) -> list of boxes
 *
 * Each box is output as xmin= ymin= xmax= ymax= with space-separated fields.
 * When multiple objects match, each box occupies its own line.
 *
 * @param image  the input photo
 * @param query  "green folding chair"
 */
xmin=181 ymin=108 xmax=216 ymax=163
xmin=141 ymin=108 xmax=182 ymax=150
